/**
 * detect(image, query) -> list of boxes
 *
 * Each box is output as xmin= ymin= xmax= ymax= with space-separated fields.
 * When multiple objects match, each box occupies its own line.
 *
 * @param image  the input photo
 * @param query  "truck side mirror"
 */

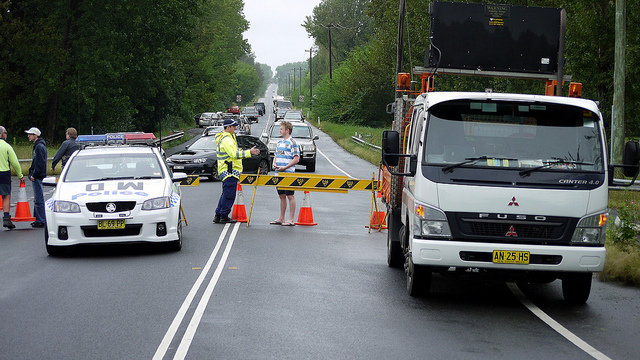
xmin=623 ymin=140 xmax=640 ymax=177
xmin=382 ymin=130 xmax=400 ymax=166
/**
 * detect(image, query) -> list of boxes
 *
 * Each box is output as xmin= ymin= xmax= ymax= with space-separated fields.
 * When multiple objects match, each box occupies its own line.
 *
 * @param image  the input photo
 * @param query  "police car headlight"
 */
xmin=571 ymin=212 xmax=607 ymax=245
xmin=193 ymin=158 xmax=207 ymax=164
xmin=54 ymin=201 xmax=81 ymax=213
xmin=142 ymin=197 xmax=170 ymax=210
xmin=413 ymin=202 xmax=451 ymax=239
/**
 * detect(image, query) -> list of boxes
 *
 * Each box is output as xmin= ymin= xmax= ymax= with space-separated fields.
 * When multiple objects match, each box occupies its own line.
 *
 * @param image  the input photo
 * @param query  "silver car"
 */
xmin=198 ymin=112 xmax=221 ymax=128
xmin=262 ymin=121 xmax=319 ymax=172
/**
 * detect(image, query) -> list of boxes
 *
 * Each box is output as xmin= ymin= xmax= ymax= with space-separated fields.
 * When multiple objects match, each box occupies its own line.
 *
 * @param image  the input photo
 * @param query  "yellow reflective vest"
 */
xmin=215 ymin=131 xmax=251 ymax=181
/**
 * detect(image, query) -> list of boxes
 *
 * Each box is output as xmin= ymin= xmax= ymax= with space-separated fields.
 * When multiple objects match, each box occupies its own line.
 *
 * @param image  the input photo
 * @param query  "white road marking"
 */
xmin=317 ymin=148 xmax=356 ymax=179
xmin=173 ymin=222 xmax=241 ymax=360
xmin=152 ymin=222 xmax=234 ymax=360
xmin=507 ymin=283 xmax=612 ymax=360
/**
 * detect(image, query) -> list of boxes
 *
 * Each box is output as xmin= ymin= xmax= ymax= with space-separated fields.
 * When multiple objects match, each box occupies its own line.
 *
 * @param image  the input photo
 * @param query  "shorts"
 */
xmin=0 ymin=183 xmax=10 ymax=196
xmin=276 ymin=188 xmax=294 ymax=196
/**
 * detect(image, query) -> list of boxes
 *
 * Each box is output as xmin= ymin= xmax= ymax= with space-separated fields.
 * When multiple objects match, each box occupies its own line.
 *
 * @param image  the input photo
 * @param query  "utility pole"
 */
xmin=613 ymin=0 xmax=626 ymax=165
xmin=395 ymin=0 xmax=406 ymax=98
xmin=321 ymin=24 xmax=335 ymax=79
xmin=305 ymin=48 xmax=314 ymax=101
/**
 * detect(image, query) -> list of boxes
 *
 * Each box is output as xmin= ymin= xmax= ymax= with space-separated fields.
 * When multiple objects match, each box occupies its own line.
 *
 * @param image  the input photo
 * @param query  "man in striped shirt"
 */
xmin=270 ymin=121 xmax=299 ymax=226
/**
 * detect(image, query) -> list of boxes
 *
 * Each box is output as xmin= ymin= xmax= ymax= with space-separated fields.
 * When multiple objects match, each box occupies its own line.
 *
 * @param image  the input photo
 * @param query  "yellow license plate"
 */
xmin=97 ymin=219 xmax=126 ymax=230
xmin=492 ymin=250 xmax=530 ymax=264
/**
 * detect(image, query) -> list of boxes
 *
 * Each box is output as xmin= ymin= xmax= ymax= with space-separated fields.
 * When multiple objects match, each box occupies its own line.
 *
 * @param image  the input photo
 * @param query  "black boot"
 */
xmin=3 ymin=216 xmax=15 ymax=229
xmin=213 ymin=214 xmax=221 ymax=223
xmin=219 ymin=217 xmax=237 ymax=224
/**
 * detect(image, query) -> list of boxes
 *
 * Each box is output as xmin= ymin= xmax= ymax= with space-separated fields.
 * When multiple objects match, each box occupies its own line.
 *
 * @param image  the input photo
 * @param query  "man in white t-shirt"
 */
xmin=270 ymin=121 xmax=299 ymax=226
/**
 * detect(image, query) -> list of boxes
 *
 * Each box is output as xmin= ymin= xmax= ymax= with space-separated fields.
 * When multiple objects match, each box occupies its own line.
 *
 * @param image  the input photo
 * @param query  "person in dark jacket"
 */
xmin=50 ymin=127 xmax=79 ymax=174
xmin=26 ymin=127 xmax=47 ymax=228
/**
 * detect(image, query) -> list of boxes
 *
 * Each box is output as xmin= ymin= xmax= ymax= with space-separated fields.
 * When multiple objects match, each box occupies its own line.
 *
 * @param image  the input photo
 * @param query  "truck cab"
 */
xmin=382 ymin=91 xmax=639 ymax=303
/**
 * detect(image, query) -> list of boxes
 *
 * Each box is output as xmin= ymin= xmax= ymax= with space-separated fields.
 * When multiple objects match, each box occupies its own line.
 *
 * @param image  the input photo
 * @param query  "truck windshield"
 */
xmin=423 ymin=100 xmax=604 ymax=172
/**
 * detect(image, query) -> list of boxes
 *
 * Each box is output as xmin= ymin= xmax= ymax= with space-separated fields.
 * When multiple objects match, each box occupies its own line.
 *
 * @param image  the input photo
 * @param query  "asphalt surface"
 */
xmin=2 ymin=86 xmax=640 ymax=360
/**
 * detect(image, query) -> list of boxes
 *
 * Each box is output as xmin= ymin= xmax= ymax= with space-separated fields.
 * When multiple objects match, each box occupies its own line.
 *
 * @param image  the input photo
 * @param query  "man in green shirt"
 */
xmin=0 ymin=126 xmax=25 ymax=229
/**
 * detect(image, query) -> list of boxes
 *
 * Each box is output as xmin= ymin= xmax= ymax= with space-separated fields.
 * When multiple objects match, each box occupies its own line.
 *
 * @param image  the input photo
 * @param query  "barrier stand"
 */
xmin=246 ymin=168 xmax=261 ymax=227
xmin=180 ymin=205 xmax=188 ymax=226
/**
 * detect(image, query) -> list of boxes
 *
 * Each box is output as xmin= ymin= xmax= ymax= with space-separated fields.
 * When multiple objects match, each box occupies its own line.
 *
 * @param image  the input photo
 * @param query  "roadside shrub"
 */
xmin=609 ymin=199 xmax=640 ymax=252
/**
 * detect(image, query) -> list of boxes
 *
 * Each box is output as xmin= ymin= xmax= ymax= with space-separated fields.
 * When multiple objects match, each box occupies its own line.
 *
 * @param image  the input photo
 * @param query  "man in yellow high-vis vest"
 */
xmin=213 ymin=118 xmax=260 ymax=223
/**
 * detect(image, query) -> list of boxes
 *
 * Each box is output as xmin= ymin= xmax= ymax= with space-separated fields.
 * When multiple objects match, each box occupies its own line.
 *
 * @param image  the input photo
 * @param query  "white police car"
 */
xmin=43 ymin=133 xmax=187 ymax=256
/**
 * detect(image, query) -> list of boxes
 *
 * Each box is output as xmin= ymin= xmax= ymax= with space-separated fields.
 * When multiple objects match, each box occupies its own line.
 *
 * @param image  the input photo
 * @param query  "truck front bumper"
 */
xmin=412 ymin=239 xmax=605 ymax=272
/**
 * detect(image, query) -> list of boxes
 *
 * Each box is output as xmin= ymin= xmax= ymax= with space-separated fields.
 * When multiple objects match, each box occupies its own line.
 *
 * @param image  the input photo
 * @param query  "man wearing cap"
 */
xmin=0 ymin=126 xmax=25 ymax=229
xmin=212 ymin=118 xmax=260 ymax=223
xmin=26 ymin=127 xmax=47 ymax=228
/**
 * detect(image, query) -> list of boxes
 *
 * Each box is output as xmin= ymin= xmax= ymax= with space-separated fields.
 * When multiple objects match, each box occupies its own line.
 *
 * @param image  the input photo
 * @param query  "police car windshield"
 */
xmin=64 ymin=154 xmax=164 ymax=182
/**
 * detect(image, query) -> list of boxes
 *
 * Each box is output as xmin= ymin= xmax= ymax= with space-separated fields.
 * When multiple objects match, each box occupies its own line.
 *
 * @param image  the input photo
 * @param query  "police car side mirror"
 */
xmin=172 ymin=172 xmax=188 ymax=183
xmin=43 ymin=176 xmax=58 ymax=187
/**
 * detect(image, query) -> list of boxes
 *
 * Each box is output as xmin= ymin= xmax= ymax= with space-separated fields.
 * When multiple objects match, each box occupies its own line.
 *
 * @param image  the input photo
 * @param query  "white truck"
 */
xmin=381 ymin=2 xmax=639 ymax=304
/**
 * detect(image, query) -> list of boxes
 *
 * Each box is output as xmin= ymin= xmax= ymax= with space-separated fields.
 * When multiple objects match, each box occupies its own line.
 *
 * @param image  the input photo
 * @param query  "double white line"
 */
xmin=153 ymin=222 xmax=240 ymax=360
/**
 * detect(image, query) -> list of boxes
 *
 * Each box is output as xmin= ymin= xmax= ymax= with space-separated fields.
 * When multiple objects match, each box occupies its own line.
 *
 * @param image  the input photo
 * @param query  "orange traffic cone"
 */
xmin=366 ymin=191 xmax=387 ymax=230
xmin=12 ymin=180 xmax=36 ymax=222
xmin=231 ymin=183 xmax=248 ymax=223
xmin=295 ymin=191 xmax=317 ymax=226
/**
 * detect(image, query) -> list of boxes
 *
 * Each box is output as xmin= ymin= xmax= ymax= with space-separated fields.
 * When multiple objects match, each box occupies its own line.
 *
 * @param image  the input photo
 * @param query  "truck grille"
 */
xmin=452 ymin=212 xmax=574 ymax=245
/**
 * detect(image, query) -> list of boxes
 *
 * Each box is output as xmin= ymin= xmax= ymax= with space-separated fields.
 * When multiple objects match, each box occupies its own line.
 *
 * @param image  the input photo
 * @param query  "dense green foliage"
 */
xmin=0 ymin=0 xmax=269 ymax=143
xmin=297 ymin=0 xmax=640 ymax=132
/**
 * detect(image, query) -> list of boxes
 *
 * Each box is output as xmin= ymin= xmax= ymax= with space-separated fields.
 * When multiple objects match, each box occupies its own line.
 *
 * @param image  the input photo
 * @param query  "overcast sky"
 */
xmin=243 ymin=0 xmax=322 ymax=72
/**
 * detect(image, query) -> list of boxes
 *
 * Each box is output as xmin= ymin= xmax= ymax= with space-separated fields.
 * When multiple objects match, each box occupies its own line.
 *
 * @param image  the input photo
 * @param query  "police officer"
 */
xmin=213 ymin=118 xmax=260 ymax=223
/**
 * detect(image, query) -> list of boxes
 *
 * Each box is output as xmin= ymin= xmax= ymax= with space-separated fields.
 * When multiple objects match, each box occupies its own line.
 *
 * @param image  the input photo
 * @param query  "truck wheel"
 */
xmin=562 ymin=272 xmax=592 ymax=304
xmin=405 ymin=254 xmax=431 ymax=297
xmin=387 ymin=215 xmax=403 ymax=268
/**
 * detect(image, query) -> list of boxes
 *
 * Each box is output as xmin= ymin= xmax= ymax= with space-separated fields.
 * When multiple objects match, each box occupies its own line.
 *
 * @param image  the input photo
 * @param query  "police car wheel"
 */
xmin=167 ymin=213 xmax=183 ymax=252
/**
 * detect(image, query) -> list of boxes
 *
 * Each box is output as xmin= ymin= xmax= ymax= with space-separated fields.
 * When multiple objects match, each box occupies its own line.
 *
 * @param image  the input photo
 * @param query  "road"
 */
xmin=1 ymin=84 xmax=640 ymax=360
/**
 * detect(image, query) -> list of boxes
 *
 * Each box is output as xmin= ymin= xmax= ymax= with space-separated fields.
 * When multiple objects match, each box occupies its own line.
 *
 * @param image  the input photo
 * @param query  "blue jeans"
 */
xmin=32 ymin=178 xmax=45 ymax=224
xmin=215 ymin=177 xmax=238 ymax=218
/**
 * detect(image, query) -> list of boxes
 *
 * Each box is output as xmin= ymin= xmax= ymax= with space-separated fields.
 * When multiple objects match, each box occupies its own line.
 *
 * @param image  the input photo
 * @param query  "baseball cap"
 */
xmin=25 ymin=127 xmax=41 ymax=136
xmin=223 ymin=118 xmax=239 ymax=127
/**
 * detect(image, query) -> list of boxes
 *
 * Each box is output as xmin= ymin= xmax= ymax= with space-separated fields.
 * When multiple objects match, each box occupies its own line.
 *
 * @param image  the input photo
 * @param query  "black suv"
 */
xmin=254 ymin=102 xmax=266 ymax=116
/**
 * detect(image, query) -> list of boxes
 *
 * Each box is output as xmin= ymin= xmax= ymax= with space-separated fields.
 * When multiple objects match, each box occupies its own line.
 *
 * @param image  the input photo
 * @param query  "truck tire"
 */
xmin=387 ymin=211 xmax=403 ymax=268
xmin=406 ymin=254 xmax=431 ymax=297
xmin=562 ymin=272 xmax=592 ymax=304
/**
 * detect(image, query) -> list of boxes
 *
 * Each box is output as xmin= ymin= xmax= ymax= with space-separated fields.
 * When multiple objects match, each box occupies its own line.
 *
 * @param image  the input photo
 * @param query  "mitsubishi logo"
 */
xmin=105 ymin=203 xmax=117 ymax=213
xmin=508 ymin=197 xmax=519 ymax=206
xmin=505 ymin=226 xmax=518 ymax=237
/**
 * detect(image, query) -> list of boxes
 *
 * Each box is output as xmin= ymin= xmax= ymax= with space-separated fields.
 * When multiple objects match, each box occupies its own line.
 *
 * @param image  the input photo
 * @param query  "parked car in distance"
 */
xmin=263 ymin=121 xmax=319 ymax=172
xmin=276 ymin=108 xmax=288 ymax=120
xmin=198 ymin=112 xmax=221 ymax=128
xmin=283 ymin=110 xmax=305 ymax=122
xmin=202 ymin=125 xmax=224 ymax=136
xmin=228 ymin=106 xmax=241 ymax=114
xmin=254 ymin=102 xmax=266 ymax=116
xmin=166 ymin=134 xmax=270 ymax=181
xmin=273 ymin=99 xmax=293 ymax=114
xmin=242 ymin=106 xmax=260 ymax=124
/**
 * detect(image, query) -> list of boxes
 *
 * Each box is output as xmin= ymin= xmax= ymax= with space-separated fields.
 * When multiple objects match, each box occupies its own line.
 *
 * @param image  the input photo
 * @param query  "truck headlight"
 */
xmin=54 ymin=201 xmax=81 ymax=213
xmin=571 ymin=212 xmax=607 ymax=245
xmin=413 ymin=203 xmax=452 ymax=239
xmin=142 ymin=197 xmax=170 ymax=210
